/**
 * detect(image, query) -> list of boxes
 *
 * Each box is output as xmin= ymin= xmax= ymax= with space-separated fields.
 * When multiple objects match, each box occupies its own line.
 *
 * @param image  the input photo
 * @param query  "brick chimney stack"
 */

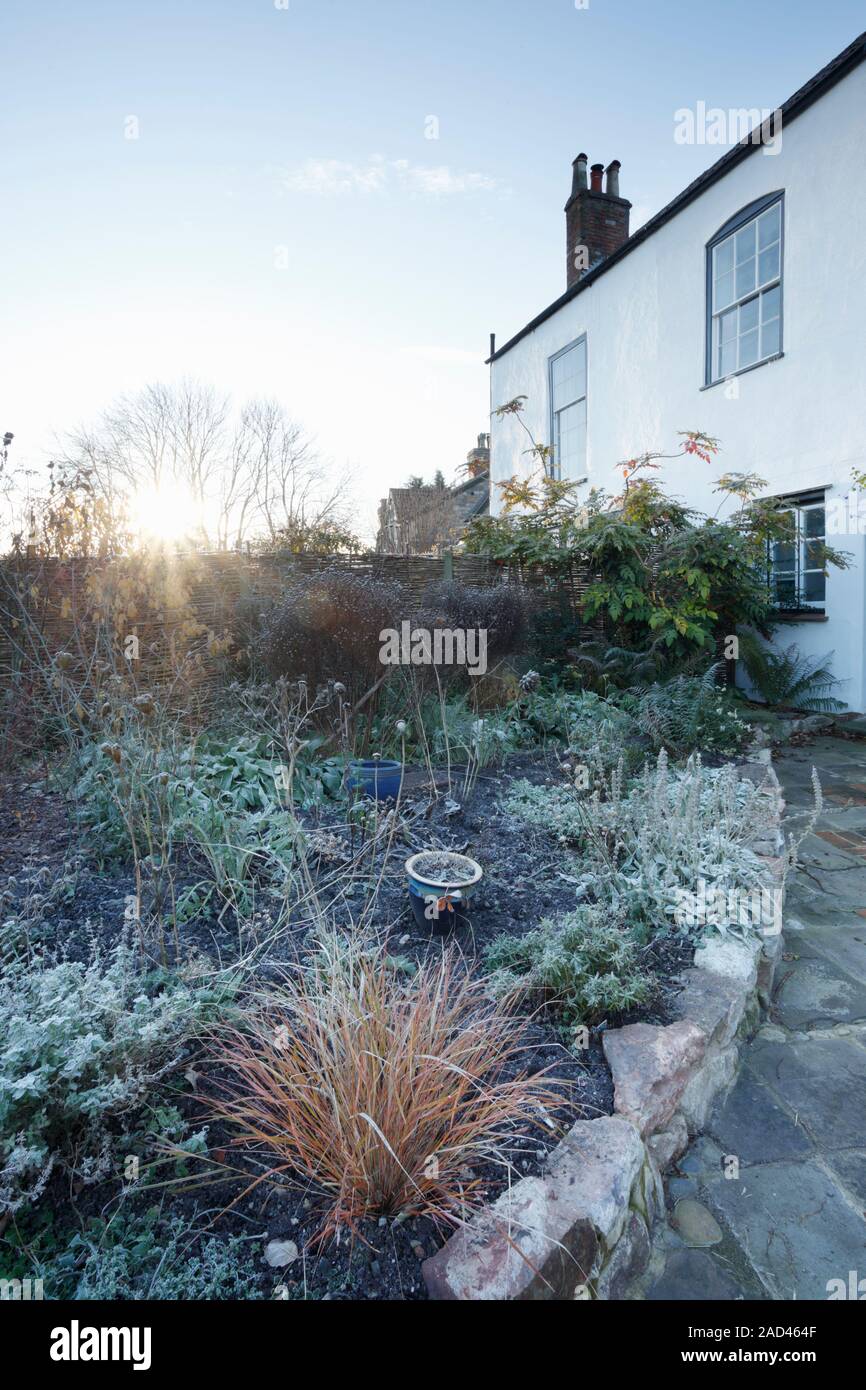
xmin=466 ymin=432 xmax=490 ymax=478
xmin=566 ymin=154 xmax=631 ymax=288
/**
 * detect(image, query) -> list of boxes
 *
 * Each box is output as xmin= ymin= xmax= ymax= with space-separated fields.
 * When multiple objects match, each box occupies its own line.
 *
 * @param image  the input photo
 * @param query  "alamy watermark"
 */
xmin=379 ymin=622 xmax=488 ymax=676
xmin=674 ymin=103 xmax=782 ymax=155
xmin=50 ymin=1321 xmax=152 ymax=1370
xmin=827 ymin=1271 xmax=866 ymax=1299
xmin=673 ymin=878 xmax=783 ymax=936
xmin=1 ymin=1276 xmax=44 ymax=1300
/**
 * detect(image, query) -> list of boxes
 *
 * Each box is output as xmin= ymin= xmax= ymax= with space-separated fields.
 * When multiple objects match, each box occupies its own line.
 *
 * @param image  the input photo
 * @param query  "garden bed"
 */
xmin=1 ymin=745 xmax=714 ymax=1302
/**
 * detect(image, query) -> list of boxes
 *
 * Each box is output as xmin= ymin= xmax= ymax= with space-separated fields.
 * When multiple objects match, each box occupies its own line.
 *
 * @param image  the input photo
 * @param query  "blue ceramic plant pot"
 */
xmin=405 ymin=851 xmax=483 ymax=933
xmin=347 ymin=758 xmax=403 ymax=800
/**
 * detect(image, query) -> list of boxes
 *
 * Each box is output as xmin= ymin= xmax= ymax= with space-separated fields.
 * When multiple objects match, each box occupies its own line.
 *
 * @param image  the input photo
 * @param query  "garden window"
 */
xmin=707 ymin=195 xmax=783 ymax=384
xmin=769 ymin=491 xmax=826 ymax=612
xmin=549 ymin=337 xmax=587 ymax=481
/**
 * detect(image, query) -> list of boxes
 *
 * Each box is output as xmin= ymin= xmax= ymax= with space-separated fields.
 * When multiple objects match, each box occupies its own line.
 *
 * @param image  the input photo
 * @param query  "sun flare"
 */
xmin=132 ymin=481 xmax=203 ymax=544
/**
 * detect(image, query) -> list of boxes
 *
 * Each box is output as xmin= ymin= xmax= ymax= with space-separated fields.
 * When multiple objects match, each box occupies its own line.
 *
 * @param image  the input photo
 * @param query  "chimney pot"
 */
xmin=571 ymin=152 xmax=588 ymax=197
xmin=590 ymin=163 xmax=604 ymax=192
xmin=605 ymin=160 xmax=621 ymax=197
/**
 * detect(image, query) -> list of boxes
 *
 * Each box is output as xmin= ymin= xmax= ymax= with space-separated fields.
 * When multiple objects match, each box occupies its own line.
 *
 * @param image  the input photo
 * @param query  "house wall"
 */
xmin=490 ymin=62 xmax=866 ymax=709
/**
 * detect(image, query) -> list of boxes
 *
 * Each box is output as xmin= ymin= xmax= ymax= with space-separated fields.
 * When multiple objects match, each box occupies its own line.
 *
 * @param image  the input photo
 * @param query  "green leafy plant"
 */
xmin=616 ymin=668 xmax=751 ymax=758
xmin=485 ymin=906 xmax=654 ymax=1027
xmin=737 ymin=634 xmax=845 ymax=712
xmin=467 ymin=405 xmax=849 ymax=673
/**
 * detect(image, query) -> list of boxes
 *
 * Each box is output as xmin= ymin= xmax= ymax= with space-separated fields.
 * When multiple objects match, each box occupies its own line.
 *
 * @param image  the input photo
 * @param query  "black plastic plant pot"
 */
xmin=405 ymin=851 xmax=483 ymax=934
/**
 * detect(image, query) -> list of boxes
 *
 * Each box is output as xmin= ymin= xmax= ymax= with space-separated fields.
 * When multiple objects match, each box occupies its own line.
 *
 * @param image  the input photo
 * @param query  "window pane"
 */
xmin=719 ymin=307 xmax=737 ymax=341
xmin=714 ymin=237 xmax=734 ymax=276
xmin=761 ymin=317 xmax=780 ymax=357
xmin=735 ymin=257 xmax=756 ymax=298
xmin=551 ymin=342 xmax=585 ymax=411
xmin=740 ymin=296 xmax=759 ymax=333
xmin=735 ymin=224 xmax=756 ymax=263
xmin=708 ymin=203 xmax=783 ymax=383
xmin=556 ymin=399 xmax=586 ymax=480
xmin=804 ymin=542 xmax=825 ymax=571
xmin=714 ymin=271 xmax=734 ymax=310
xmin=739 ymin=328 xmax=759 ymax=367
xmin=774 ymin=575 xmax=797 ymax=604
xmin=719 ymin=339 xmax=737 ymax=377
xmin=802 ymin=571 xmax=826 ymax=602
xmin=803 ymin=506 xmax=825 ymax=539
xmin=758 ymin=203 xmax=781 ymax=249
xmin=761 ymin=284 xmax=781 ymax=322
xmin=773 ymin=539 xmax=796 ymax=566
xmin=758 ymin=243 xmax=780 ymax=285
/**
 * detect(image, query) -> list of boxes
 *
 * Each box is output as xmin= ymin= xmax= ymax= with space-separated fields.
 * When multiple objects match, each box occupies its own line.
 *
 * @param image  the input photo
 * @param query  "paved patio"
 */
xmin=642 ymin=736 xmax=866 ymax=1301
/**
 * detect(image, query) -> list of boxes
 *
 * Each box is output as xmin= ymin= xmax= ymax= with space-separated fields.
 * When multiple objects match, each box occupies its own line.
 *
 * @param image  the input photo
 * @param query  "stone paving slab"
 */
xmin=786 ymin=920 xmax=866 ymax=983
xmin=771 ymin=956 xmax=866 ymax=1029
xmin=643 ymin=737 xmax=866 ymax=1302
xmin=746 ymin=1035 xmax=866 ymax=1148
xmin=646 ymin=1248 xmax=751 ymax=1301
xmin=824 ymin=1149 xmax=866 ymax=1208
xmin=702 ymin=1161 xmax=866 ymax=1300
xmin=706 ymin=1072 xmax=813 ymax=1165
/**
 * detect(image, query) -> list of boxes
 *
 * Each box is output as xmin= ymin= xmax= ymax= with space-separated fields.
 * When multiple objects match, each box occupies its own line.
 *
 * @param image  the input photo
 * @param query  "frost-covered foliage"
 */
xmin=70 ymin=1213 xmax=265 ymax=1301
xmin=513 ymin=673 xmax=749 ymax=767
xmin=505 ymin=752 xmax=778 ymax=938
xmin=619 ymin=673 xmax=751 ymax=758
xmin=511 ymin=688 xmax=643 ymax=773
xmin=485 ymin=906 xmax=654 ymax=1026
xmin=0 ymin=943 xmax=229 ymax=1215
xmin=0 ymin=862 xmax=80 ymax=963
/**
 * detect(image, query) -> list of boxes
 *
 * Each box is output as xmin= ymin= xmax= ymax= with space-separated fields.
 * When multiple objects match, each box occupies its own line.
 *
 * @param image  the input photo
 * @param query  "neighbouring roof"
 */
xmin=451 ymin=471 xmax=490 ymax=524
xmin=387 ymin=486 xmax=444 ymax=521
xmin=488 ymin=30 xmax=866 ymax=364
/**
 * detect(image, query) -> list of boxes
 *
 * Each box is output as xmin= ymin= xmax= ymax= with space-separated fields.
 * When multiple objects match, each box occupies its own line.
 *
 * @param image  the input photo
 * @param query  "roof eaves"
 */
xmin=487 ymin=30 xmax=866 ymax=365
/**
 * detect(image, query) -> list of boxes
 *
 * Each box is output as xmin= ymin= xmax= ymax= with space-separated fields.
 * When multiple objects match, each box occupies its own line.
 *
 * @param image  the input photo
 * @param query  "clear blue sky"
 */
xmin=2 ymin=0 xmax=863 ymax=537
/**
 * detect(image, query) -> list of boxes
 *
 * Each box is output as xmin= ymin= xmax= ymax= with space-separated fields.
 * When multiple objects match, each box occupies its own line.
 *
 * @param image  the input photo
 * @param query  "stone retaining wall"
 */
xmin=423 ymin=760 xmax=787 ymax=1300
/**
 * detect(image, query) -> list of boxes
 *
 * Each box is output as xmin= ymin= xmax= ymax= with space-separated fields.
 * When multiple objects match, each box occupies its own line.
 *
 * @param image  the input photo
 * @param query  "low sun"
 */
xmin=133 ymin=481 xmax=203 ymax=544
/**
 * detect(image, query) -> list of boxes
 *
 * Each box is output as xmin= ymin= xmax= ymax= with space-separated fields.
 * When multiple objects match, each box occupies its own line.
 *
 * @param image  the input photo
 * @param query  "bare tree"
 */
xmin=57 ymin=382 xmax=353 ymax=551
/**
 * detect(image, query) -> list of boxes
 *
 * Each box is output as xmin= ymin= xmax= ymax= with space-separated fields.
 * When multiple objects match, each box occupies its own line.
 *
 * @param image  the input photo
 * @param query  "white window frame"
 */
xmin=548 ymin=336 xmax=587 ymax=482
xmin=706 ymin=194 xmax=783 ymax=385
xmin=769 ymin=491 xmax=826 ymax=612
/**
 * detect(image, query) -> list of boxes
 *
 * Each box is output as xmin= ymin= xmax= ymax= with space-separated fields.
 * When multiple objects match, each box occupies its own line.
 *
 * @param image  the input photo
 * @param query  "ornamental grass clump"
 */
xmin=210 ymin=934 xmax=563 ymax=1242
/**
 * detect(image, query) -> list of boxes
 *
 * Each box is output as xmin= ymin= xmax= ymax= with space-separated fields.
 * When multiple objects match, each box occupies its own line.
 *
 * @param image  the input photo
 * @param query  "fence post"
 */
xmin=442 ymin=550 xmax=454 ymax=583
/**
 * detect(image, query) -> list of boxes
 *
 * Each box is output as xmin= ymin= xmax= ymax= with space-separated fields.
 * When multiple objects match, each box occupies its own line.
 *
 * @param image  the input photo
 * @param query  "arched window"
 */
xmin=706 ymin=193 xmax=783 ymax=385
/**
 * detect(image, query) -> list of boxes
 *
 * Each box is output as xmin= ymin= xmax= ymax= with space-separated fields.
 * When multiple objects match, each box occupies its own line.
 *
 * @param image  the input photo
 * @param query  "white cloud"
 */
xmin=280 ymin=156 xmax=500 ymax=197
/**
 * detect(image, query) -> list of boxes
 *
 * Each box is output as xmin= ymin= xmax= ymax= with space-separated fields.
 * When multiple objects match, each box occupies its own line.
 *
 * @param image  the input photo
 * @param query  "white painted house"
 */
xmin=488 ymin=32 xmax=866 ymax=709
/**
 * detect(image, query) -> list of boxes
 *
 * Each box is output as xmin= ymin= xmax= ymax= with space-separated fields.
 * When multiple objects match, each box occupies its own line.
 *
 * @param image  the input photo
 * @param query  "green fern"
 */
xmin=738 ymin=632 xmax=844 ymax=711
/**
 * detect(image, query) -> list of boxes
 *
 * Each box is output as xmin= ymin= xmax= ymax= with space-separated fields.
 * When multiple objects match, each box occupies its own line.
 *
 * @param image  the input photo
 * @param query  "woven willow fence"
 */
xmin=0 ymin=549 xmax=595 ymax=705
